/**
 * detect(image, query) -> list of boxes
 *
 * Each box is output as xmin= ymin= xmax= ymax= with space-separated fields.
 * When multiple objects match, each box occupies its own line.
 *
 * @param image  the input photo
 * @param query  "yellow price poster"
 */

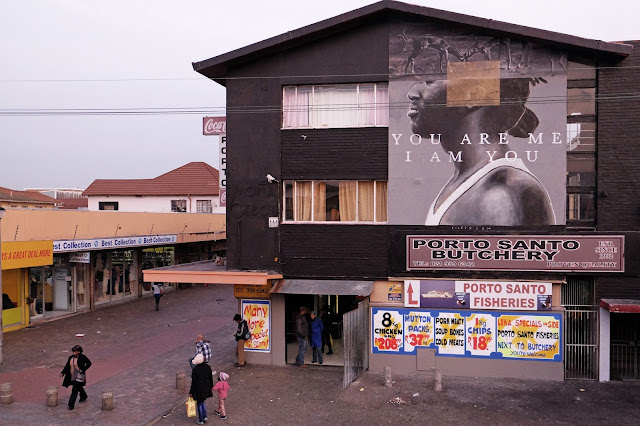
xmin=465 ymin=313 xmax=496 ymax=357
xmin=497 ymin=315 xmax=561 ymax=360
xmin=241 ymin=300 xmax=270 ymax=352
xmin=372 ymin=309 xmax=403 ymax=352
xmin=403 ymin=311 xmax=434 ymax=352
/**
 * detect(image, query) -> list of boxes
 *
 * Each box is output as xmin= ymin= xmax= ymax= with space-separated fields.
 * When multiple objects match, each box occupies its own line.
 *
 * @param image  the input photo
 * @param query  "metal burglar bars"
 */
xmin=343 ymin=299 xmax=369 ymax=388
xmin=610 ymin=314 xmax=640 ymax=379
xmin=562 ymin=277 xmax=598 ymax=380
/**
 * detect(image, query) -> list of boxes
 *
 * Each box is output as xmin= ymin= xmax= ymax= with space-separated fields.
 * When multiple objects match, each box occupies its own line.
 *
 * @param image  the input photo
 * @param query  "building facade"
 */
xmin=84 ymin=162 xmax=224 ymax=214
xmin=1 ymin=209 xmax=226 ymax=331
xmin=192 ymin=1 xmax=639 ymax=382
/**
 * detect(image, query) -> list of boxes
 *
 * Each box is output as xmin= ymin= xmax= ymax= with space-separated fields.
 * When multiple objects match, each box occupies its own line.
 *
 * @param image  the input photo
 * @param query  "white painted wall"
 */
xmin=87 ymin=195 xmax=224 ymax=214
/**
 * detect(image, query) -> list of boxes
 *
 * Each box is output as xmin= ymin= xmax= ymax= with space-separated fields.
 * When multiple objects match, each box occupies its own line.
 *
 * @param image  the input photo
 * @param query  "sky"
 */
xmin=1 ymin=0 xmax=637 ymax=190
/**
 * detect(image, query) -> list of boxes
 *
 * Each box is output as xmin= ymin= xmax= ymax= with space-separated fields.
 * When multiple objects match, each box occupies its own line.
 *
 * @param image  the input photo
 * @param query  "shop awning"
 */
xmin=600 ymin=299 xmax=640 ymax=313
xmin=270 ymin=279 xmax=374 ymax=296
xmin=142 ymin=260 xmax=282 ymax=285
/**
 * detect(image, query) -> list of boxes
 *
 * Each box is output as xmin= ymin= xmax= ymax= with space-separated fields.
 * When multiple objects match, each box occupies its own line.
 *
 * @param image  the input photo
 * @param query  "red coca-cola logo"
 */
xmin=203 ymin=117 xmax=227 ymax=135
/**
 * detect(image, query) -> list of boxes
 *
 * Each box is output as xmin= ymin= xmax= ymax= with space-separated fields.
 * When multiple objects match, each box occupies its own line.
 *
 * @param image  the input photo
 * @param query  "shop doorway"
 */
xmin=284 ymin=293 xmax=367 ymax=367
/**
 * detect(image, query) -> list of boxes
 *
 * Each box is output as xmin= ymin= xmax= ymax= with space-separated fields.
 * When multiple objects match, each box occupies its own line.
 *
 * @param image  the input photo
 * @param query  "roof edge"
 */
xmin=192 ymin=0 xmax=632 ymax=80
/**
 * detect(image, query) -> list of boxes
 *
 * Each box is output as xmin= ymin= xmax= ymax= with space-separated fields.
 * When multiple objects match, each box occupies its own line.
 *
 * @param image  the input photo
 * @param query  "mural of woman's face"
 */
xmin=406 ymin=80 xmax=448 ymax=136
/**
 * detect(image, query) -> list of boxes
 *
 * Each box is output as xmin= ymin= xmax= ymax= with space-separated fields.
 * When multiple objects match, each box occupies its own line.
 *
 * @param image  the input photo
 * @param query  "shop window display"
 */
xmin=142 ymin=246 xmax=175 ymax=294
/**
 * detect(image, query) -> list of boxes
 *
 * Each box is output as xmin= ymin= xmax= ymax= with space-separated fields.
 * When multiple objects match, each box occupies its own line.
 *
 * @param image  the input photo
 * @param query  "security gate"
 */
xmin=562 ymin=277 xmax=598 ymax=380
xmin=343 ymin=299 xmax=369 ymax=388
xmin=610 ymin=314 xmax=640 ymax=379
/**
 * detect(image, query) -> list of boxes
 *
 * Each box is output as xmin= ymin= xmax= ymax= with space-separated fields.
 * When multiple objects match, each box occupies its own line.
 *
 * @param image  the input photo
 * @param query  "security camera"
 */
xmin=266 ymin=174 xmax=278 ymax=184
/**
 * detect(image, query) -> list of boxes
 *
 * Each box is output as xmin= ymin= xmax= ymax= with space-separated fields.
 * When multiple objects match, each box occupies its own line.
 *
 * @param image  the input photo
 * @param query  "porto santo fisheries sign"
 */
xmin=54 ymin=235 xmax=177 ymax=253
xmin=407 ymin=235 xmax=624 ymax=272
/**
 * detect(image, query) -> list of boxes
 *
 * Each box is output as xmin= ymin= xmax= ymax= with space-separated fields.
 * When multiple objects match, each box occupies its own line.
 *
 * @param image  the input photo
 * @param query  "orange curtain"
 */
xmin=314 ymin=182 xmax=327 ymax=221
xmin=295 ymin=181 xmax=312 ymax=221
xmin=358 ymin=181 xmax=374 ymax=221
xmin=338 ymin=181 xmax=357 ymax=221
xmin=375 ymin=181 xmax=388 ymax=222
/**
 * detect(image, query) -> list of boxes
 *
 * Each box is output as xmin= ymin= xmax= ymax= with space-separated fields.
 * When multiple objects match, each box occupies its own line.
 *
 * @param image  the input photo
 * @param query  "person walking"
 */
xmin=295 ymin=306 xmax=310 ymax=367
xmin=309 ymin=311 xmax=324 ymax=364
xmin=60 ymin=345 xmax=92 ymax=410
xmin=152 ymin=282 xmax=164 ymax=311
xmin=189 ymin=353 xmax=214 ymax=425
xmin=233 ymin=314 xmax=250 ymax=367
xmin=213 ymin=372 xmax=231 ymax=420
xmin=190 ymin=334 xmax=212 ymax=369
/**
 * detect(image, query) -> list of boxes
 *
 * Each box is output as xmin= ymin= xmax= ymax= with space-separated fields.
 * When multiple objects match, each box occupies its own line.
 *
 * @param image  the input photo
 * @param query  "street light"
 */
xmin=0 ymin=206 xmax=5 ymax=365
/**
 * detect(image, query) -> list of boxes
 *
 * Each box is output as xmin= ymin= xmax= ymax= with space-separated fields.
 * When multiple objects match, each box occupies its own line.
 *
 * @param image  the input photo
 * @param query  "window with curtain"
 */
xmin=283 ymin=180 xmax=387 ymax=223
xmin=282 ymin=83 xmax=389 ymax=128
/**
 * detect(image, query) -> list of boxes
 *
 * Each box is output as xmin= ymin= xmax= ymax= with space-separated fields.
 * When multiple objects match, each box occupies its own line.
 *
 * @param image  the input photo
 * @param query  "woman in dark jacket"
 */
xmin=189 ymin=353 xmax=214 ymax=425
xmin=60 ymin=345 xmax=92 ymax=410
xmin=309 ymin=311 xmax=324 ymax=364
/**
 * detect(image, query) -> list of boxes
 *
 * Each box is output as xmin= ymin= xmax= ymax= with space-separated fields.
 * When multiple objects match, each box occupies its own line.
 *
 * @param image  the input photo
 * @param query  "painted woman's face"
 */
xmin=406 ymin=80 xmax=447 ymax=136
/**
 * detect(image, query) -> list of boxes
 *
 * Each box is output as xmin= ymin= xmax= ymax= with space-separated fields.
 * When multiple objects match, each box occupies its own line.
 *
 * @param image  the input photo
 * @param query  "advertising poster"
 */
xmin=241 ymin=299 xmax=270 ymax=352
xmin=466 ymin=313 xmax=496 ymax=357
xmin=371 ymin=307 xmax=561 ymax=361
xmin=407 ymin=279 xmax=552 ymax=311
xmin=434 ymin=312 xmax=465 ymax=355
xmin=496 ymin=314 xmax=561 ymax=360
xmin=388 ymin=22 xmax=567 ymax=226
xmin=403 ymin=311 xmax=434 ymax=353
xmin=373 ymin=309 xmax=404 ymax=353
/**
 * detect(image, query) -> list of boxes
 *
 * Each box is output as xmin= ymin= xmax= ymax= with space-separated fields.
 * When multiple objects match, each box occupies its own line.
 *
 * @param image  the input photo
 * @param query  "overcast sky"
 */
xmin=1 ymin=0 xmax=636 ymax=190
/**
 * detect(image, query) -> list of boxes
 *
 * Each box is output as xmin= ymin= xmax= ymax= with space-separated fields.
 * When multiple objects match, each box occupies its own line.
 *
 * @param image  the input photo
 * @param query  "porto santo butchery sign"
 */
xmin=372 ymin=307 xmax=561 ymax=361
xmin=407 ymin=235 xmax=624 ymax=272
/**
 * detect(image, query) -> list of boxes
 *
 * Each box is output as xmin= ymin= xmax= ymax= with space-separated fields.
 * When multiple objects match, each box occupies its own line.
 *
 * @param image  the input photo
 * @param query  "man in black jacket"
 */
xmin=60 ymin=345 xmax=92 ymax=410
xmin=295 ymin=306 xmax=310 ymax=367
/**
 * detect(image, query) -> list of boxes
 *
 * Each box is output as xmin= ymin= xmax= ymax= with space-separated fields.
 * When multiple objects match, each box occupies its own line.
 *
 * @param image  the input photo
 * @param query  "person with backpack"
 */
xmin=233 ymin=314 xmax=250 ymax=367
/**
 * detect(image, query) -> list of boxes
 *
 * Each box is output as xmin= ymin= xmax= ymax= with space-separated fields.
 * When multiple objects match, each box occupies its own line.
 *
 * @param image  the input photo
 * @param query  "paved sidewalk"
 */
xmin=0 ymin=284 xmax=240 ymax=425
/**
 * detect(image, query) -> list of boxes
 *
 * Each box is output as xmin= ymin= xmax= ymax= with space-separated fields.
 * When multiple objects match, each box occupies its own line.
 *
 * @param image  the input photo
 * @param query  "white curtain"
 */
xmin=312 ymin=85 xmax=357 ymax=127
xmin=283 ymin=86 xmax=310 ymax=128
xmin=358 ymin=85 xmax=375 ymax=126
xmin=375 ymin=84 xmax=389 ymax=126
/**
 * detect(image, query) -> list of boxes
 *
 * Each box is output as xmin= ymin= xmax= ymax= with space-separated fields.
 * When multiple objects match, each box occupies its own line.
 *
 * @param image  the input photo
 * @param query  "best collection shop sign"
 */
xmin=53 ymin=235 xmax=177 ymax=252
xmin=372 ymin=307 xmax=561 ymax=361
xmin=241 ymin=299 xmax=270 ymax=352
xmin=407 ymin=235 xmax=624 ymax=272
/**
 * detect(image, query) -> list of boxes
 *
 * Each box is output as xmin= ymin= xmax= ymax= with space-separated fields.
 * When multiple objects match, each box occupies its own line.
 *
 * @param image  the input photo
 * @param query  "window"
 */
xmin=283 ymin=83 xmax=389 ymax=129
xmin=99 ymin=202 xmax=119 ymax=211
xmin=171 ymin=200 xmax=187 ymax=212
xmin=196 ymin=200 xmax=212 ymax=213
xmin=283 ymin=180 xmax=387 ymax=223
xmin=566 ymin=61 xmax=596 ymax=227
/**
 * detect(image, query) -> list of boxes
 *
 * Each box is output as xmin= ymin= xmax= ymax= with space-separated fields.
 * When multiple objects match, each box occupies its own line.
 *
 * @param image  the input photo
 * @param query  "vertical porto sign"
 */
xmin=203 ymin=117 xmax=227 ymax=207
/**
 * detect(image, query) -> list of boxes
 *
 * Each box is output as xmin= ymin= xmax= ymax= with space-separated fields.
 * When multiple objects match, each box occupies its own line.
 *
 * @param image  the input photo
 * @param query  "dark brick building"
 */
xmin=194 ymin=1 xmax=640 ymax=382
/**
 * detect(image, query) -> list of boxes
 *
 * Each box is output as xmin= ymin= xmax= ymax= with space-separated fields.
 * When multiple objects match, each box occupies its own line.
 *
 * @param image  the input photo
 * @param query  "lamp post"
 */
xmin=0 ymin=206 xmax=5 ymax=365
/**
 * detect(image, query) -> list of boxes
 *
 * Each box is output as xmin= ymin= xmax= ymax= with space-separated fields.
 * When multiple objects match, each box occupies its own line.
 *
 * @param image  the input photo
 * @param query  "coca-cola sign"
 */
xmin=203 ymin=116 xmax=226 ymax=135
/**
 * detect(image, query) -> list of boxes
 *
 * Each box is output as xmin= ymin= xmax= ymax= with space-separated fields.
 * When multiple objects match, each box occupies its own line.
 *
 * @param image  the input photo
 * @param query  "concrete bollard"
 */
xmin=47 ymin=385 xmax=58 ymax=407
xmin=176 ymin=370 xmax=186 ymax=391
xmin=433 ymin=368 xmax=442 ymax=392
xmin=101 ymin=390 xmax=114 ymax=411
xmin=0 ymin=382 xmax=13 ymax=404
xmin=383 ymin=366 xmax=392 ymax=388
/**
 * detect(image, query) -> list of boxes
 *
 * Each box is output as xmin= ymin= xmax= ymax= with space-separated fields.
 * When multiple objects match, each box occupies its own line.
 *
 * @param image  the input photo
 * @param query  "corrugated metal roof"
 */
xmin=83 ymin=162 xmax=220 ymax=196
xmin=0 ymin=186 xmax=57 ymax=205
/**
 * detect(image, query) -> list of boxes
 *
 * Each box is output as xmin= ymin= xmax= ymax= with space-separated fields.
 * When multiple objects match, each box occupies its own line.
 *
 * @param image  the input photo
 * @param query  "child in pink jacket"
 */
xmin=213 ymin=372 xmax=231 ymax=419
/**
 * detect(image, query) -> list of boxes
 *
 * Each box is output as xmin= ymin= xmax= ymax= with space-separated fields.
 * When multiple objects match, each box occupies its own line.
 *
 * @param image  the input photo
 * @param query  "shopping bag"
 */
xmin=186 ymin=396 xmax=196 ymax=418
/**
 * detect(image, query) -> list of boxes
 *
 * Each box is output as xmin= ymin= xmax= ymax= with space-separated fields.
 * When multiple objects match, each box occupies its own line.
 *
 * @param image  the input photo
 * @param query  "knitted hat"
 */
xmin=233 ymin=314 xmax=242 ymax=321
xmin=219 ymin=372 xmax=229 ymax=381
xmin=193 ymin=354 xmax=204 ymax=365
